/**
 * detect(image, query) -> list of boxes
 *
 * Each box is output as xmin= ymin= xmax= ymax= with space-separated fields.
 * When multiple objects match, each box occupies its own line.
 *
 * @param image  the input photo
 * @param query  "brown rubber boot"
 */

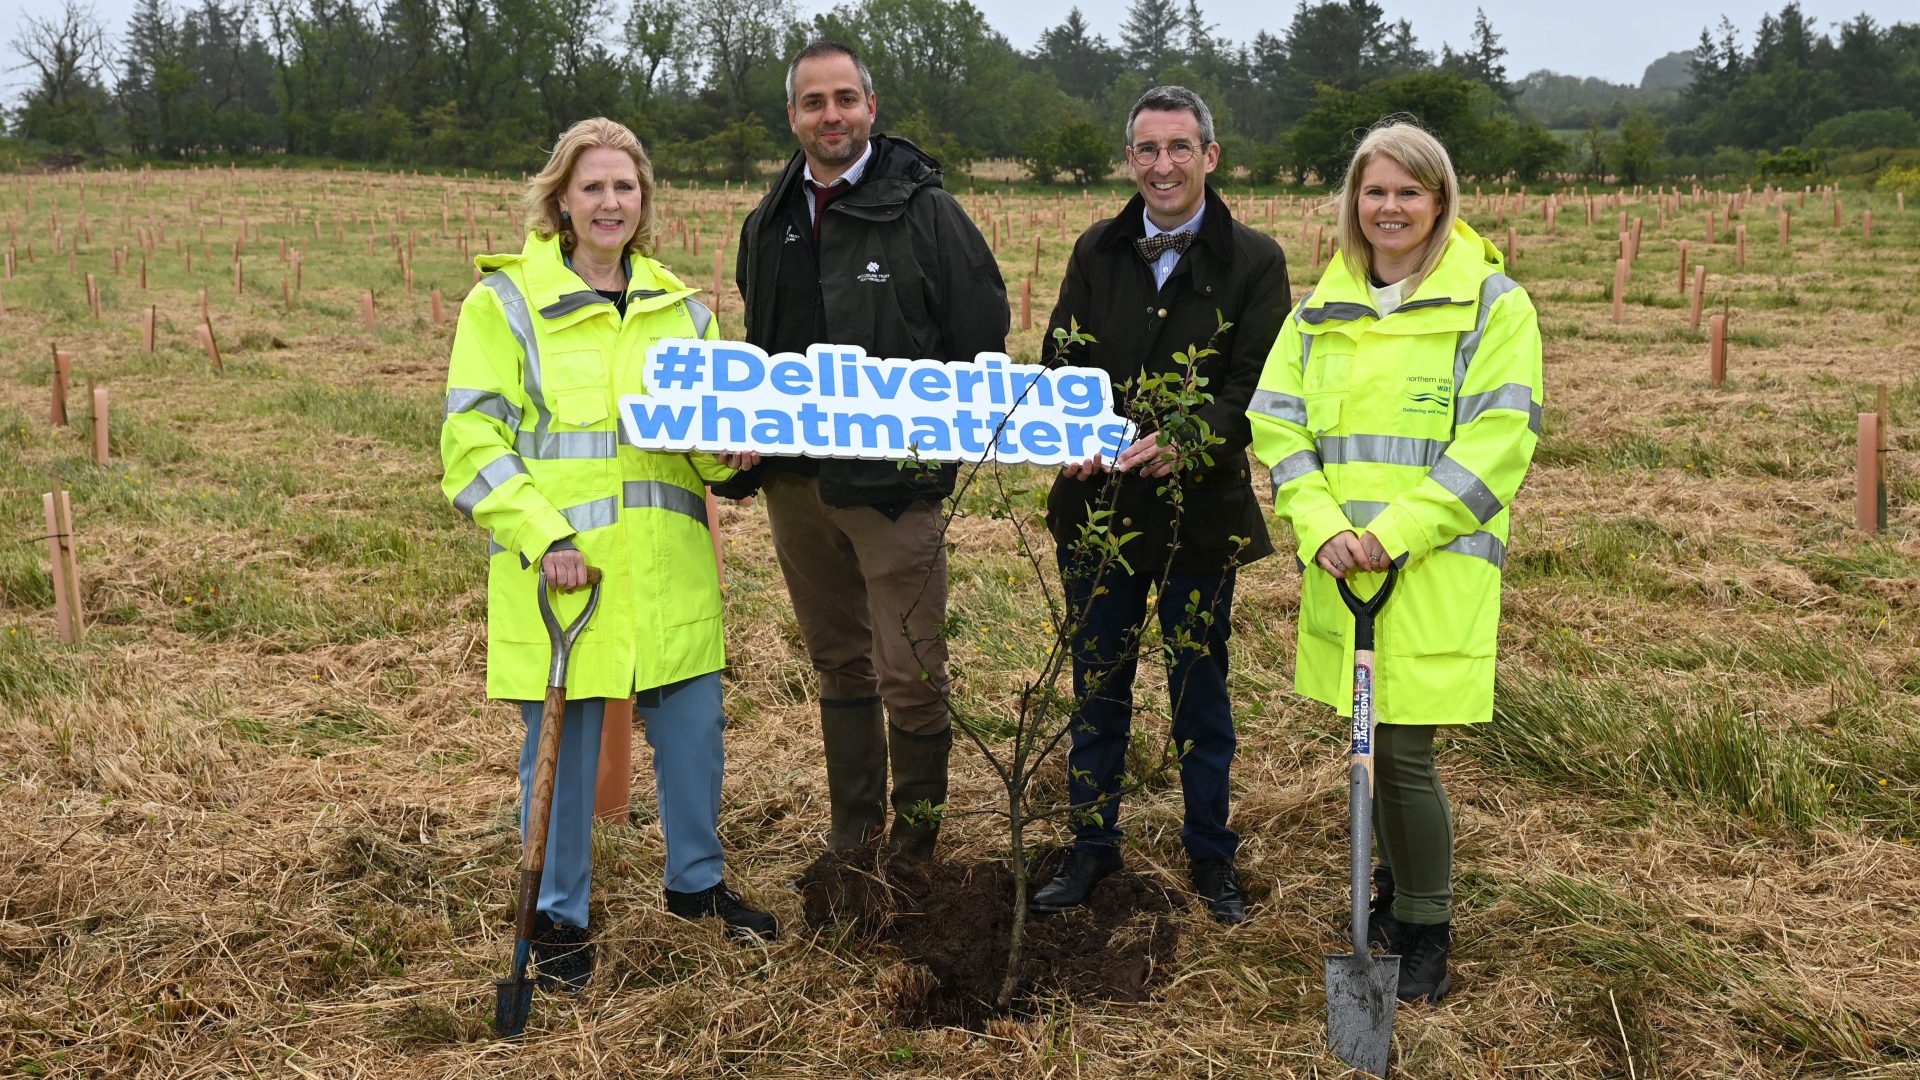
xmin=820 ymin=697 xmax=887 ymax=850
xmin=887 ymin=725 xmax=951 ymax=861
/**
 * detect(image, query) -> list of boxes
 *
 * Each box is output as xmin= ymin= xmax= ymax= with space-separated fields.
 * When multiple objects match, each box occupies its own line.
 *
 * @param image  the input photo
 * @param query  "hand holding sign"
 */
xmin=621 ymin=341 xmax=1135 ymax=466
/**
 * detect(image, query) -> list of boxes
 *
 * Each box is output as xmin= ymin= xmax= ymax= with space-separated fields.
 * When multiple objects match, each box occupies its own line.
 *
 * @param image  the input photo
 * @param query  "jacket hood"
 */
xmin=1300 ymin=219 xmax=1504 ymax=335
xmin=767 ymin=134 xmax=944 ymax=215
xmin=474 ymin=232 xmax=697 ymax=323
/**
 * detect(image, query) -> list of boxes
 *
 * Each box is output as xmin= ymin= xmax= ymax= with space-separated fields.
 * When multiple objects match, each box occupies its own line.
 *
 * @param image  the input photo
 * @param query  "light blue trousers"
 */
xmin=517 ymin=671 xmax=727 ymax=928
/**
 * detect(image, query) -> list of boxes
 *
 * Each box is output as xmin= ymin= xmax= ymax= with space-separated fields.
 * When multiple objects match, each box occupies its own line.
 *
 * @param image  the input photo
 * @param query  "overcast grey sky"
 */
xmin=3 ymin=0 xmax=1914 ymax=100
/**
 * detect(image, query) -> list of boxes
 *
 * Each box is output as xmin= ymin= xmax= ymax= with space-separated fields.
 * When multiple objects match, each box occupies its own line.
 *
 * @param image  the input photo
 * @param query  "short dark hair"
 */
xmin=786 ymin=41 xmax=874 ymax=106
xmin=1125 ymin=85 xmax=1216 ymax=147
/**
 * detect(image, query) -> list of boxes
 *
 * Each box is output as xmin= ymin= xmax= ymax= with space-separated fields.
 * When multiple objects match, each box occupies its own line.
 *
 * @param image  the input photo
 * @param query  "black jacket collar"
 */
xmin=1096 ymin=184 xmax=1235 ymax=261
xmin=767 ymin=134 xmax=943 ymax=217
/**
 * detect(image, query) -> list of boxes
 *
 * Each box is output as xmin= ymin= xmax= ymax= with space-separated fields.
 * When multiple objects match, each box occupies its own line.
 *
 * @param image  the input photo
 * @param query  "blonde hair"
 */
xmin=523 ymin=117 xmax=659 ymax=257
xmin=1335 ymin=120 xmax=1461 ymax=291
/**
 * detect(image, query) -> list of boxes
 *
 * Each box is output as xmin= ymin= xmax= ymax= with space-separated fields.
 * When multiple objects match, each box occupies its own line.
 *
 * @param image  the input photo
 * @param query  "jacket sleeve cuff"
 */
xmin=688 ymin=452 xmax=738 ymax=485
xmin=511 ymin=510 xmax=576 ymax=567
xmin=1295 ymin=503 xmax=1357 ymax=565
xmin=1365 ymin=506 xmax=1422 ymax=565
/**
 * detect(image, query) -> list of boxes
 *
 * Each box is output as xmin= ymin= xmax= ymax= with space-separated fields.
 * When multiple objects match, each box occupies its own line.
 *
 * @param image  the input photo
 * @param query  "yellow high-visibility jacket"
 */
xmin=1250 ymin=220 xmax=1543 ymax=725
xmin=440 ymin=232 xmax=734 ymax=701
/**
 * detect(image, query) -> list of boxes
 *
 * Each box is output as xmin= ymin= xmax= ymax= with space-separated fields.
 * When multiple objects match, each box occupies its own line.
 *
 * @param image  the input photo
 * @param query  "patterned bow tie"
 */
xmin=1136 ymin=231 xmax=1194 ymax=262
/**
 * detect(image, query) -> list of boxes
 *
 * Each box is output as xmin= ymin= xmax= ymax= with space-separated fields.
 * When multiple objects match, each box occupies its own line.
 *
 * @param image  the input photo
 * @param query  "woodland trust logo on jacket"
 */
xmin=1404 ymin=375 xmax=1451 ymax=416
xmin=857 ymin=260 xmax=891 ymax=284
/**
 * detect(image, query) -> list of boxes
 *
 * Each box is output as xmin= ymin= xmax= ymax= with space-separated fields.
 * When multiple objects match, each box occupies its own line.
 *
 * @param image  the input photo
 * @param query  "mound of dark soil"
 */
xmin=797 ymin=848 xmax=1182 ymax=1027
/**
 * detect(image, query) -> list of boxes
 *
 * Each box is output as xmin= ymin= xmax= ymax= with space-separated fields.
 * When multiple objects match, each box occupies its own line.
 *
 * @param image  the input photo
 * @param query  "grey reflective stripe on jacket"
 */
xmin=516 ymin=430 xmax=619 ymax=460
xmin=1341 ymin=500 xmax=1506 ymax=568
xmin=558 ymin=495 xmax=618 ymax=533
xmin=481 ymin=273 xmax=552 ymax=442
xmin=1248 ymin=389 xmax=1307 ymax=427
xmin=624 ymin=480 xmax=708 ymax=527
xmin=1453 ymin=274 xmax=1522 ymax=408
xmin=445 ymin=387 xmax=522 ymax=428
xmin=1269 ymin=449 xmax=1321 ymax=490
xmin=452 ymin=453 xmax=528 ymax=519
xmin=1315 ymin=434 xmax=1448 ymax=468
xmin=1427 ymin=456 xmax=1504 ymax=524
xmin=1456 ymin=381 xmax=1541 ymax=434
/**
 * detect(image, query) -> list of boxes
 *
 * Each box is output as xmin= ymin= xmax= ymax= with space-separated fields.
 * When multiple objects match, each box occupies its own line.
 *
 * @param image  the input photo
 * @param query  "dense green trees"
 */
xmin=5 ymin=0 xmax=1916 ymax=185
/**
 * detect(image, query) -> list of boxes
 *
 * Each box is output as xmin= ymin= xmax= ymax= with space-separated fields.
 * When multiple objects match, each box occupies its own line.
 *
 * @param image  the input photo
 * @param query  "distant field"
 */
xmin=0 ymin=165 xmax=1914 ymax=1077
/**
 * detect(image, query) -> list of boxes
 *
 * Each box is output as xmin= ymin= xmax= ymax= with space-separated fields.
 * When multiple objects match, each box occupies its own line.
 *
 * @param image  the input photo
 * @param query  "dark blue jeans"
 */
xmin=1058 ymin=549 xmax=1239 ymax=862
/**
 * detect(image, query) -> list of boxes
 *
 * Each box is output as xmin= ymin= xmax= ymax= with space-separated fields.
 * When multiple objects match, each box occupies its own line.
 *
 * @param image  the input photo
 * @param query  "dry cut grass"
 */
xmin=0 ymin=164 xmax=1916 ymax=1077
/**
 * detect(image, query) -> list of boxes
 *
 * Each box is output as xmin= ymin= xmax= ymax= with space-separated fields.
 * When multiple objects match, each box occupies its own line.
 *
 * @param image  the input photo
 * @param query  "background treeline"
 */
xmin=7 ymin=0 xmax=1920 ymax=185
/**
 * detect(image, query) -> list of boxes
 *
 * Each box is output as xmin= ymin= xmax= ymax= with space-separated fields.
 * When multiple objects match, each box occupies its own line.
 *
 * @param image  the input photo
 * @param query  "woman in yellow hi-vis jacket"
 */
xmin=1250 ymin=122 xmax=1542 ymax=1004
xmin=441 ymin=118 xmax=775 ymax=990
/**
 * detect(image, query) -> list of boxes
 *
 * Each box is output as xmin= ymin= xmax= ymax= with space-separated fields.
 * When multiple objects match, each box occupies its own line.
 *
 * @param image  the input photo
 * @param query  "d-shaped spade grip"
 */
xmin=537 ymin=566 xmax=603 ymax=690
xmin=1335 ymin=565 xmax=1397 ymax=654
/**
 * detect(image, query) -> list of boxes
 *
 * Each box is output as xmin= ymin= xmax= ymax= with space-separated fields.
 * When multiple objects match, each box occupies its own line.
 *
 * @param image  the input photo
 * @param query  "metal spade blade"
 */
xmin=1325 ymin=948 xmax=1399 ymax=1078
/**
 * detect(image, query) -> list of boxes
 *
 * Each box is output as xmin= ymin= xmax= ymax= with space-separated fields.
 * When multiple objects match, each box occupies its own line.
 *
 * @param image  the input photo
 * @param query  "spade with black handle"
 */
xmin=1325 ymin=565 xmax=1399 ymax=1078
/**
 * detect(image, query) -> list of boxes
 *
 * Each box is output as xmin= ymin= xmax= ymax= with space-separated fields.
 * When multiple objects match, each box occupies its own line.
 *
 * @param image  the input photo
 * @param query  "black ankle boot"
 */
xmin=1396 ymin=919 xmax=1452 ymax=1004
xmin=1334 ymin=865 xmax=1402 ymax=949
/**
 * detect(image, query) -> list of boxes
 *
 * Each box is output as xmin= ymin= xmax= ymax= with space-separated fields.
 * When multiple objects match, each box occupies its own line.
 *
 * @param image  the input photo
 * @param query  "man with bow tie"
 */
xmin=1031 ymin=85 xmax=1290 ymax=924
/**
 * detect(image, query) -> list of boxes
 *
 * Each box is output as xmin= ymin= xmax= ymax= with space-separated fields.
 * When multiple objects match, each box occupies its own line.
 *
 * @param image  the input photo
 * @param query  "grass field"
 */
xmin=0 ymin=163 xmax=1915 ymax=1078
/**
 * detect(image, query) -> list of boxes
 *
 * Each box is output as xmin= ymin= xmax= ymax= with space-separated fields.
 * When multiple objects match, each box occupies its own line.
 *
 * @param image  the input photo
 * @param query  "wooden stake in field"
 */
xmin=595 ymin=697 xmax=634 ymax=823
xmin=1689 ymin=266 xmax=1707 ymax=331
xmin=1856 ymin=410 xmax=1884 ymax=532
xmin=143 ymin=305 xmax=156 ymax=353
xmin=431 ymin=289 xmax=444 ymax=325
xmin=1708 ymin=313 xmax=1727 ymax=386
xmin=362 ymin=291 xmax=377 ymax=331
xmin=86 ymin=274 xmax=101 ymax=319
xmin=1031 ymin=235 xmax=1042 ymax=277
xmin=91 ymin=387 xmax=109 ymax=465
xmin=1704 ymin=210 xmax=1715 ymax=244
xmin=1735 ymin=224 xmax=1746 ymax=269
xmin=1863 ymin=210 xmax=1873 ymax=242
xmin=1612 ymin=258 xmax=1628 ymax=323
xmin=200 ymin=317 xmax=224 ymax=371
xmin=1630 ymin=217 xmax=1643 ymax=261
xmin=51 ymin=348 xmax=72 ymax=426
xmin=1779 ymin=210 xmax=1790 ymax=244
xmin=1506 ymin=226 xmax=1518 ymax=264
xmin=1678 ymin=241 xmax=1690 ymax=295
xmin=1021 ymin=277 xmax=1032 ymax=331
xmin=42 ymin=482 xmax=84 ymax=644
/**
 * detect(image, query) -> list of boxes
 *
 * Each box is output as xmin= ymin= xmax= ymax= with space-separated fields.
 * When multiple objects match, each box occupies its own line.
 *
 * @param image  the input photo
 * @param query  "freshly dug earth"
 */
xmin=798 ymin=848 xmax=1182 ymax=1027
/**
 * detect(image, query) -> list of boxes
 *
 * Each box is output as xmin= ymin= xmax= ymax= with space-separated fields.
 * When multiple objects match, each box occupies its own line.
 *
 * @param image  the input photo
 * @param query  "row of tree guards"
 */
xmin=10 ymin=173 xmax=1903 ymax=677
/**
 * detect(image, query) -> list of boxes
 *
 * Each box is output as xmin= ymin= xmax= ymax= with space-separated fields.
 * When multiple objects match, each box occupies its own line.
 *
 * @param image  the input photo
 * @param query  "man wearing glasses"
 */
xmin=1031 ymin=86 xmax=1289 ymax=923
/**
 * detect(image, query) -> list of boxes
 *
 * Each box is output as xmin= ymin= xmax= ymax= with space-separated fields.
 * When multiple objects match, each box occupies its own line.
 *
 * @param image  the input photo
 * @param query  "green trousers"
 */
xmin=1374 ymin=724 xmax=1454 ymax=925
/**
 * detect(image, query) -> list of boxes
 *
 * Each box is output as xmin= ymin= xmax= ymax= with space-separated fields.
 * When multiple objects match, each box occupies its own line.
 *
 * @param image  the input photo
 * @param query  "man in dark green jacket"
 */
xmin=729 ymin=40 xmax=1008 ymax=860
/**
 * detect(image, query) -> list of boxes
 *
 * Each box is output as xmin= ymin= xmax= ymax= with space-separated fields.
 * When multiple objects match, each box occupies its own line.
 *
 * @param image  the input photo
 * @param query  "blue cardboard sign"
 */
xmin=619 ymin=341 xmax=1135 ymax=465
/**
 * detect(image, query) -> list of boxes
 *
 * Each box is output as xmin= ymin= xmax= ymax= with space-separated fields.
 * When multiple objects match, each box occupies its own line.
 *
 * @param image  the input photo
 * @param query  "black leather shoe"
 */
xmin=666 ymin=881 xmax=779 ymax=943
xmin=530 ymin=912 xmax=594 ymax=992
xmin=1028 ymin=848 xmax=1122 ymax=914
xmin=1190 ymin=858 xmax=1249 ymax=924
